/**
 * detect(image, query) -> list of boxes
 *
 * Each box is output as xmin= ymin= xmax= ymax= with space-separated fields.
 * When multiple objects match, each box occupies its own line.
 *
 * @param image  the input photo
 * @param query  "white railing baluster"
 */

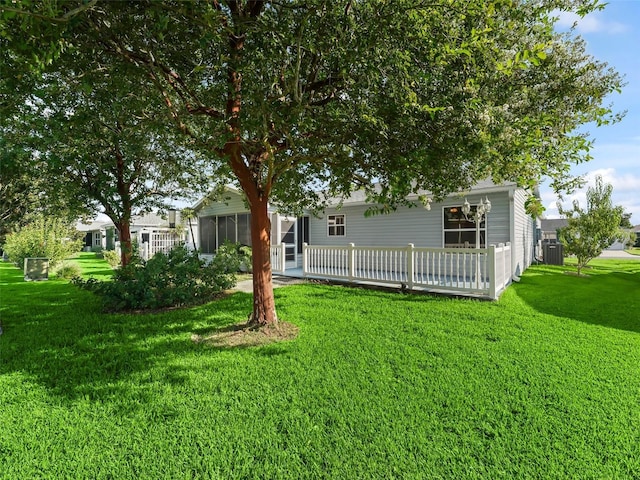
xmin=301 ymin=244 xmax=497 ymax=296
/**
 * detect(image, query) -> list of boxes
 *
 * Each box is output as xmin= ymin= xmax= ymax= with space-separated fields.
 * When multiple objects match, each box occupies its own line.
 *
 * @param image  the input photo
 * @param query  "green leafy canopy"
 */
xmin=0 ymin=0 xmax=624 ymax=208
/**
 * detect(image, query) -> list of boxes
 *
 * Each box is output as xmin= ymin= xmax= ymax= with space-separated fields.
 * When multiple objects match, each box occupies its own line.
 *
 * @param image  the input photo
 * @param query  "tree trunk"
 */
xmin=188 ymin=218 xmax=196 ymax=250
xmin=222 ymin=7 xmax=276 ymax=327
xmin=247 ymin=195 xmax=278 ymax=327
xmin=117 ymin=221 xmax=133 ymax=267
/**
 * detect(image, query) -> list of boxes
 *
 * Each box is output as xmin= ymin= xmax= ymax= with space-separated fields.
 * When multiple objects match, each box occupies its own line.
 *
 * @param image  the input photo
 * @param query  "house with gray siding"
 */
xmin=76 ymin=211 xmax=194 ymax=259
xmin=194 ymin=181 xmax=539 ymax=289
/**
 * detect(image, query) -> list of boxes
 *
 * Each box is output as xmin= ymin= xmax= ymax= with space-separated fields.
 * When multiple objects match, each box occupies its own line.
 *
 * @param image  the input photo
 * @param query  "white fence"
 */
xmin=141 ymin=232 xmax=184 ymax=260
xmin=299 ymin=242 xmax=512 ymax=299
xmin=270 ymin=243 xmax=287 ymax=274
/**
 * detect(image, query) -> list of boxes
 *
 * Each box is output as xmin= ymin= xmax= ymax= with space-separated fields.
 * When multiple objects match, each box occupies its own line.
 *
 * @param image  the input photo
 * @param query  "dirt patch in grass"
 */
xmin=191 ymin=320 xmax=299 ymax=348
xmin=563 ymin=271 xmax=590 ymax=278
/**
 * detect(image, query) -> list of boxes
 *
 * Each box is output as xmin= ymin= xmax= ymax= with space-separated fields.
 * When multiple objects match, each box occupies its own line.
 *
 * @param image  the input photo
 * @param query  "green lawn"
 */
xmin=1 ymin=254 xmax=639 ymax=479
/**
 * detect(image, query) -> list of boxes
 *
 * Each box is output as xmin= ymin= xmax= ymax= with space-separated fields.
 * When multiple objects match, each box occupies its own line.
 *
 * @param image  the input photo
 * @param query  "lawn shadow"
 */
xmin=513 ymin=264 xmax=640 ymax=334
xmin=0 ymin=262 xmax=256 ymax=407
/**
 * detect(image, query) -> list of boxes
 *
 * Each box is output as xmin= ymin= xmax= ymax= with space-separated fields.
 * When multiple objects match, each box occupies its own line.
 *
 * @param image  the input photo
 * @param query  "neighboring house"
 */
xmin=607 ymin=238 xmax=626 ymax=251
xmin=194 ymin=181 xmax=539 ymax=298
xmin=541 ymin=217 xmax=632 ymax=251
xmin=610 ymin=224 xmax=640 ymax=251
xmin=130 ymin=211 xmax=195 ymax=260
xmin=76 ymin=210 xmax=194 ymax=259
xmin=540 ymin=218 xmax=568 ymax=243
xmin=76 ymin=219 xmax=116 ymax=251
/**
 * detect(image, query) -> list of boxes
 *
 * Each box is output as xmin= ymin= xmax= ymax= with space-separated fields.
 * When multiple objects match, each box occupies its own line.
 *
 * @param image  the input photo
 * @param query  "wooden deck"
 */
xmin=271 ymin=243 xmax=513 ymax=300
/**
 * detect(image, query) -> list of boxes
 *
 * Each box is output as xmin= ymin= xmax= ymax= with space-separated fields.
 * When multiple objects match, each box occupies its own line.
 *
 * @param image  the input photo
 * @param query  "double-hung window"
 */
xmin=443 ymin=206 xmax=486 ymax=248
xmin=327 ymin=214 xmax=346 ymax=237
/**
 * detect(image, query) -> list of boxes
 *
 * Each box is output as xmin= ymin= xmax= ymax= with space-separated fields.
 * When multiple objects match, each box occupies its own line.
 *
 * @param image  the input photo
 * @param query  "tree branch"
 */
xmin=0 ymin=0 xmax=99 ymax=24
xmin=95 ymin=32 xmax=225 ymax=120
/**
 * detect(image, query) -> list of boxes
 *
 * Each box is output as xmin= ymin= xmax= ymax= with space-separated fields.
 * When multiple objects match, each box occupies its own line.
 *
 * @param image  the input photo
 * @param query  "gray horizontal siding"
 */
xmin=512 ymin=189 xmax=535 ymax=276
xmin=309 ymin=192 xmax=512 ymax=249
xmin=195 ymin=186 xmax=532 ymax=279
xmin=198 ymin=191 xmax=250 ymax=217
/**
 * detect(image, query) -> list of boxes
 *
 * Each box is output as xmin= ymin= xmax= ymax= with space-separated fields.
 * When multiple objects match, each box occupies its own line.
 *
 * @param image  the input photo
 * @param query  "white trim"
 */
xmin=509 ymin=189 xmax=516 ymax=278
xmin=442 ymin=204 xmax=486 ymax=248
xmin=327 ymin=214 xmax=346 ymax=237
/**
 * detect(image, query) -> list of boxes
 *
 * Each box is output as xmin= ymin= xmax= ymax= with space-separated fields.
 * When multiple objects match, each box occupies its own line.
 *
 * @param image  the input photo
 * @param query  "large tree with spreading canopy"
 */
xmin=1 ymin=0 xmax=623 ymax=327
xmin=1 ymin=49 xmax=210 ymax=266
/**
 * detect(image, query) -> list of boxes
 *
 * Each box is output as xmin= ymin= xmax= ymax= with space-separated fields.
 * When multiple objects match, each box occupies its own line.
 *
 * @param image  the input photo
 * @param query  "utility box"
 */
xmin=24 ymin=257 xmax=49 ymax=281
xmin=543 ymin=243 xmax=564 ymax=266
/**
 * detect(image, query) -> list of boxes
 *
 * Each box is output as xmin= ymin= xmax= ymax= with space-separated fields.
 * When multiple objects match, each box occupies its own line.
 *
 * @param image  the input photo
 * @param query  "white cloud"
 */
xmin=542 ymin=168 xmax=640 ymax=223
xmin=555 ymin=11 xmax=629 ymax=35
xmin=583 ymin=168 xmax=640 ymax=192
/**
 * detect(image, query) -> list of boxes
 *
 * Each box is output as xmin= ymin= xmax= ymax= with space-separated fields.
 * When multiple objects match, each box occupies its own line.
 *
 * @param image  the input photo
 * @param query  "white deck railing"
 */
xmin=141 ymin=232 xmax=183 ymax=260
xmin=301 ymin=242 xmax=512 ymax=299
xmin=270 ymin=243 xmax=287 ymax=274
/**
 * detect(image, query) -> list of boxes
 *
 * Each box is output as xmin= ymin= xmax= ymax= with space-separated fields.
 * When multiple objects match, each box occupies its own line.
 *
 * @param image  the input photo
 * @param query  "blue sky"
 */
xmin=541 ymin=0 xmax=640 ymax=223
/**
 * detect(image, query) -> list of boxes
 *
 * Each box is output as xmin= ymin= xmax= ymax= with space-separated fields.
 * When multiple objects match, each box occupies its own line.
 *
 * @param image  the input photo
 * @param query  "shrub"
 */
xmin=74 ymin=245 xmax=238 ymax=311
xmin=102 ymin=250 xmax=121 ymax=268
xmin=239 ymin=245 xmax=253 ymax=272
xmin=212 ymin=241 xmax=243 ymax=273
xmin=3 ymin=215 xmax=83 ymax=268
xmin=53 ymin=261 xmax=83 ymax=280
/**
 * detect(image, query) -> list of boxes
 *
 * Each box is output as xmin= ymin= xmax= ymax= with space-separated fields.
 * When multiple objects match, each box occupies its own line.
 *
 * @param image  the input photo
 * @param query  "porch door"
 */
xmin=280 ymin=218 xmax=297 ymax=269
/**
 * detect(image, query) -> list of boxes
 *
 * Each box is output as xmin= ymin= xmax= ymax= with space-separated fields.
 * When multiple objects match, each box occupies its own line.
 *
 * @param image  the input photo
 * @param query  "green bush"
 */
xmin=239 ymin=245 xmax=252 ymax=272
xmin=3 ymin=216 xmax=83 ymax=268
xmin=102 ymin=250 xmax=121 ymax=268
xmin=53 ymin=261 xmax=83 ymax=280
xmin=74 ymin=245 xmax=239 ymax=311
xmin=214 ymin=241 xmax=243 ymax=273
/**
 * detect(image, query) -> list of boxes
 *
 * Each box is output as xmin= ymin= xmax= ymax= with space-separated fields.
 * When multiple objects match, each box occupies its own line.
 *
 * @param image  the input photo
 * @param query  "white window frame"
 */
xmin=327 ymin=214 xmax=346 ymax=237
xmin=442 ymin=205 xmax=486 ymax=248
xmin=93 ymin=231 xmax=102 ymax=247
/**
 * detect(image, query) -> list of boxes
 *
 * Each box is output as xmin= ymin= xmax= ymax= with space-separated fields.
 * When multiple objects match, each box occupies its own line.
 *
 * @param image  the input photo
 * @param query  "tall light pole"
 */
xmin=461 ymin=197 xmax=491 ymax=248
xmin=461 ymin=197 xmax=491 ymax=287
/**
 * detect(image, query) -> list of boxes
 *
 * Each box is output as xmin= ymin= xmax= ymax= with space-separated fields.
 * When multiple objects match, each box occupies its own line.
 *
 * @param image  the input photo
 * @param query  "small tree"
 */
xmin=558 ymin=176 xmax=625 ymax=274
xmin=621 ymin=230 xmax=637 ymax=249
xmin=3 ymin=215 xmax=83 ymax=268
xmin=181 ymin=208 xmax=198 ymax=251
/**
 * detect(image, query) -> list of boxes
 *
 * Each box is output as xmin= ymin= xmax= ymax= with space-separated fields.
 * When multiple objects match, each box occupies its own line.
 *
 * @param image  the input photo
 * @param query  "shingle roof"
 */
xmin=540 ymin=219 xmax=569 ymax=232
xmin=325 ymin=179 xmax=520 ymax=206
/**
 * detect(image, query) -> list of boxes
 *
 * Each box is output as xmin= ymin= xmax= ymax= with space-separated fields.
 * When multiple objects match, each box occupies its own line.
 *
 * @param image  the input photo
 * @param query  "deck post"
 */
xmin=302 ymin=242 xmax=308 ymax=275
xmin=348 ymin=243 xmax=355 ymax=282
xmin=406 ymin=244 xmax=414 ymax=290
xmin=488 ymin=244 xmax=497 ymax=299
xmin=505 ymin=242 xmax=511 ymax=285
xmin=281 ymin=243 xmax=287 ymax=273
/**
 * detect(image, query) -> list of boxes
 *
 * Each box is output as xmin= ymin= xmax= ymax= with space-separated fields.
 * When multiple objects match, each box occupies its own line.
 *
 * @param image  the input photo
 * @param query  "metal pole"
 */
xmin=476 ymin=212 xmax=481 ymax=287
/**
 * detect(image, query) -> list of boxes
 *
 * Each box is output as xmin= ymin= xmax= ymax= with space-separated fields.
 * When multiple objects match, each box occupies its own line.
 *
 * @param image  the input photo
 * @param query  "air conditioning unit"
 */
xmin=24 ymin=257 xmax=49 ymax=281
